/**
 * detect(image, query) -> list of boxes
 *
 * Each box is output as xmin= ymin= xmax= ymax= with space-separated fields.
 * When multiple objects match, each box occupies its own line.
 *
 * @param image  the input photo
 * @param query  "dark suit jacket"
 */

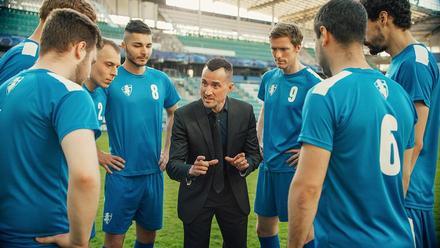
xmin=166 ymin=97 xmax=261 ymax=223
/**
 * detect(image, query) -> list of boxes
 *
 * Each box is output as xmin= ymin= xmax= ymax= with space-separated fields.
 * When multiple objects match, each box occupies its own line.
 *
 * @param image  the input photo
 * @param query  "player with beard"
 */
xmin=362 ymin=1 xmax=439 ymax=246
xmin=287 ymin=0 xmax=416 ymax=247
xmin=102 ymin=20 xmax=180 ymax=248
xmin=0 ymin=9 xmax=102 ymax=247
xmin=254 ymin=23 xmax=322 ymax=248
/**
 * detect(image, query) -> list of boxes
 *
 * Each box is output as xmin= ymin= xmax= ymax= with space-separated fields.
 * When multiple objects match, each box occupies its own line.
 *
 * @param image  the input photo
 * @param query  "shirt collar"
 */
xmin=204 ymin=97 xmax=229 ymax=116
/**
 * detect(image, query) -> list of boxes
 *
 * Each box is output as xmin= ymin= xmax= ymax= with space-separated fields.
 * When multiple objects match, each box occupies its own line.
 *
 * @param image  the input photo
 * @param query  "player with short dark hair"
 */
xmin=83 ymin=38 xmax=126 ymax=174
xmin=102 ymin=20 xmax=180 ymax=248
xmin=287 ymin=0 xmax=416 ymax=247
xmin=0 ymin=9 xmax=102 ymax=247
xmin=254 ymin=22 xmax=322 ymax=248
xmin=0 ymin=0 xmax=97 ymax=85
xmin=362 ymin=1 xmax=440 ymax=247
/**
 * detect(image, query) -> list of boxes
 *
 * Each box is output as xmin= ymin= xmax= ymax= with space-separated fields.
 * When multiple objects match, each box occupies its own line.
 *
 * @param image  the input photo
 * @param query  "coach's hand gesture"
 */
xmin=225 ymin=152 xmax=249 ymax=171
xmin=36 ymin=233 xmax=87 ymax=248
xmin=98 ymin=150 xmax=125 ymax=173
xmin=189 ymin=156 xmax=218 ymax=177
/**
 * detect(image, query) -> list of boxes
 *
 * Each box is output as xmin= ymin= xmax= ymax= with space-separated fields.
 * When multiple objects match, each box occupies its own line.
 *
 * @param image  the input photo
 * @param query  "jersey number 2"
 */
xmin=380 ymin=114 xmax=401 ymax=176
xmin=97 ymin=102 xmax=103 ymax=121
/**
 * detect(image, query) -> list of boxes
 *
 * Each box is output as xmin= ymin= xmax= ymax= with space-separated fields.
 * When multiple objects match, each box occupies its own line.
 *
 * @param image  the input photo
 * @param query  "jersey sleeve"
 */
xmin=164 ymin=75 xmax=180 ymax=109
xmin=53 ymin=91 xmax=100 ymax=142
xmin=406 ymin=100 xmax=418 ymax=149
xmin=0 ymin=45 xmax=38 ymax=85
xmin=257 ymin=72 xmax=269 ymax=101
xmin=396 ymin=60 xmax=433 ymax=107
xmin=298 ymin=90 xmax=336 ymax=152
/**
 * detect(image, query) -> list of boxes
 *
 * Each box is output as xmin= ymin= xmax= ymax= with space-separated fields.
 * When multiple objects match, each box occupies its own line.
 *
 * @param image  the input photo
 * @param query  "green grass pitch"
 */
xmin=90 ymin=132 xmax=440 ymax=247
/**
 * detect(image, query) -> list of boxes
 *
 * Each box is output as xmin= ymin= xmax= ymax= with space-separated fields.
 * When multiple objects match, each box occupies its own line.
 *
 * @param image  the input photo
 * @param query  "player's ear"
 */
xmin=320 ymin=26 xmax=329 ymax=47
xmin=121 ymin=41 xmax=126 ymax=49
xmin=228 ymin=82 xmax=234 ymax=92
xmin=73 ymin=41 xmax=87 ymax=61
xmin=379 ymin=11 xmax=389 ymax=27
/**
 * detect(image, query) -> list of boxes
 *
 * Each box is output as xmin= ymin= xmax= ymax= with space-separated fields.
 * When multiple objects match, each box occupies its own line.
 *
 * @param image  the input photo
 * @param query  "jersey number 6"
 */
xmin=380 ymin=114 xmax=401 ymax=176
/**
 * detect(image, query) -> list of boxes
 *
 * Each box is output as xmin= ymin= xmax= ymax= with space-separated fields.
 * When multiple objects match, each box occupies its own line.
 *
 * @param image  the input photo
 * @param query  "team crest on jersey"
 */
xmin=269 ymin=83 xmax=277 ymax=96
xmin=374 ymin=79 xmax=389 ymax=99
xmin=104 ymin=212 xmax=112 ymax=224
xmin=6 ymin=76 xmax=23 ymax=94
xmin=121 ymin=84 xmax=133 ymax=96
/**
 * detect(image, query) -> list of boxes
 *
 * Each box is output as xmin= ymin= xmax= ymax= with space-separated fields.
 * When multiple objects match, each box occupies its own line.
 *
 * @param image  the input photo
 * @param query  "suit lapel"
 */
xmin=226 ymin=97 xmax=237 ymax=156
xmin=195 ymin=99 xmax=215 ymax=157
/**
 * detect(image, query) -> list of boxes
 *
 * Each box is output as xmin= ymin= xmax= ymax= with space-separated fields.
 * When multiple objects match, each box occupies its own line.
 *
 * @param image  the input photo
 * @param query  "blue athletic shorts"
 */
xmin=254 ymin=168 xmax=294 ymax=222
xmin=103 ymin=172 xmax=164 ymax=234
xmin=0 ymin=239 xmax=58 ymax=248
xmin=406 ymin=207 xmax=437 ymax=248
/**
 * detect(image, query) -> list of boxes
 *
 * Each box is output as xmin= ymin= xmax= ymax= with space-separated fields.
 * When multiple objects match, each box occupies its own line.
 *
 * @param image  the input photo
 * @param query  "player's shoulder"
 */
xmin=4 ymin=39 xmax=39 ymax=60
xmin=262 ymin=68 xmax=281 ymax=81
xmin=304 ymin=67 xmax=323 ymax=82
xmin=310 ymin=70 xmax=354 ymax=96
xmin=44 ymin=71 xmax=83 ymax=92
xmin=146 ymin=67 xmax=171 ymax=80
xmin=398 ymin=44 xmax=434 ymax=69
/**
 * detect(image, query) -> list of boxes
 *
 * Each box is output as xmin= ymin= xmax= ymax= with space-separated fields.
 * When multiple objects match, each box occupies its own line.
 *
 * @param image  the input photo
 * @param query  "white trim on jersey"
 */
xmin=414 ymin=45 xmax=429 ymax=66
xmin=21 ymin=42 xmax=38 ymax=57
xmin=307 ymin=68 xmax=323 ymax=81
xmin=312 ymin=70 xmax=352 ymax=96
xmin=47 ymin=72 xmax=83 ymax=92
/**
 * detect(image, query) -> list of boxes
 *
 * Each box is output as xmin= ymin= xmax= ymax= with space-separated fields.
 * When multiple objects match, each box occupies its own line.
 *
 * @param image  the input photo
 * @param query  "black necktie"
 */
xmin=211 ymin=113 xmax=224 ymax=193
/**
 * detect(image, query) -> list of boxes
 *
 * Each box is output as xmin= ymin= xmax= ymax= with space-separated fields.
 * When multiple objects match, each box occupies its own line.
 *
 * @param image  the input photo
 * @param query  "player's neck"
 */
xmin=282 ymin=60 xmax=304 ymax=75
xmin=386 ymin=30 xmax=417 ymax=58
xmin=33 ymin=53 xmax=77 ymax=83
xmin=84 ymin=79 xmax=97 ymax=92
xmin=28 ymin=21 xmax=44 ymax=43
xmin=330 ymin=44 xmax=370 ymax=75
xmin=123 ymin=61 xmax=145 ymax=75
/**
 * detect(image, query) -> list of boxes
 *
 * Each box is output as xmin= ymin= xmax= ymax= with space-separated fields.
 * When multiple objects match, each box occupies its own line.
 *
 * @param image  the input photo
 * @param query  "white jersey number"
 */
xmin=288 ymin=86 xmax=298 ymax=102
xmin=97 ymin=102 xmax=104 ymax=121
xmin=151 ymin=84 xmax=159 ymax=100
xmin=379 ymin=114 xmax=401 ymax=176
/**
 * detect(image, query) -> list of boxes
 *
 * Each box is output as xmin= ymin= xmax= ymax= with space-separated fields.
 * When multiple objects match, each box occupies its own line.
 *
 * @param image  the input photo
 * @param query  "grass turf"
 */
xmin=91 ymin=132 xmax=440 ymax=247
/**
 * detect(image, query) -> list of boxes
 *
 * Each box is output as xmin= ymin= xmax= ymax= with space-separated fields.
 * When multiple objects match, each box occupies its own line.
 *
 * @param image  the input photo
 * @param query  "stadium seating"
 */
xmin=0 ymin=7 xmax=125 ymax=39
xmin=177 ymin=35 xmax=272 ymax=61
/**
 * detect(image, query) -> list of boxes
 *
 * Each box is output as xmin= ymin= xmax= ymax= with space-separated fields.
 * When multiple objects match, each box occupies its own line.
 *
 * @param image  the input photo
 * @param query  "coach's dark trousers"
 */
xmin=183 ymin=183 xmax=248 ymax=248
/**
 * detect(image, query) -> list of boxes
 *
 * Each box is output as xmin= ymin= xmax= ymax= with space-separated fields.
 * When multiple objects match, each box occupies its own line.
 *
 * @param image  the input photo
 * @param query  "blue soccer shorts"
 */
xmin=103 ymin=172 xmax=164 ymax=234
xmin=254 ymin=167 xmax=294 ymax=222
xmin=406 ymin=207 xmax=437 ymax=248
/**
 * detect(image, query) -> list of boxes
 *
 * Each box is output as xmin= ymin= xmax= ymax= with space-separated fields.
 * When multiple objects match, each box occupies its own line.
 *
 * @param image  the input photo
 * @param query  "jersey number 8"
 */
xmin=151 ymin=84 xmax=159 ymax=100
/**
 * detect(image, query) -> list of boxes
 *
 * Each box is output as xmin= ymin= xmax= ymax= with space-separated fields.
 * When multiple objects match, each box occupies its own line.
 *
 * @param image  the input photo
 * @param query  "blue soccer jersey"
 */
xmin=105 ymin=66 xmax=180 ymax=176
xmin=386 ymin=44 xmax=440 ymax=210
xmin=258 ymin=67 xmax=321 ymax=172
xmin=0 ymin=69 xmax=99 ymax=246
xmin=83 ymin=85 xmax=107 ymax=138
xmin=299 ymin=68 xmax=416 ymax=247
xmin=0 ymin=39 xmax=39 ymax=85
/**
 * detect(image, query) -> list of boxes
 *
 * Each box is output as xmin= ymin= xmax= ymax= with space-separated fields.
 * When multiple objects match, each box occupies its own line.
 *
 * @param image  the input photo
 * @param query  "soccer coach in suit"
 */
xmin=166 ymin=57 xmax=261 ymax=248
